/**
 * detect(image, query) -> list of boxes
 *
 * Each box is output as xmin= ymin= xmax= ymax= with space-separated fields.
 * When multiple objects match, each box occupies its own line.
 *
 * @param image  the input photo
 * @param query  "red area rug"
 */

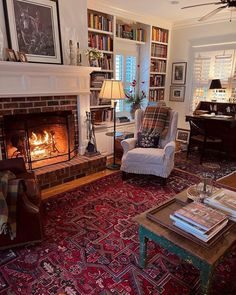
xmin=0 ymin=170 xmax=235 ymax=295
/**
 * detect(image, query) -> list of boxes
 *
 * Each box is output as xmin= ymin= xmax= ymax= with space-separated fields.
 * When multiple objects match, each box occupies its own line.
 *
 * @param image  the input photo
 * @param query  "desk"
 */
xmin=186 ymin=114 xmax=236 ymax=157
xmin=134 ymin=190 xmax=236 ymax=295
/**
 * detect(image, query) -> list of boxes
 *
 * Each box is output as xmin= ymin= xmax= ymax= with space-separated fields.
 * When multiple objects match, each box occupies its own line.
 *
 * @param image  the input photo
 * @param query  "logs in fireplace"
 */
xmin=3 ymin=111 xmax=76 ymax=169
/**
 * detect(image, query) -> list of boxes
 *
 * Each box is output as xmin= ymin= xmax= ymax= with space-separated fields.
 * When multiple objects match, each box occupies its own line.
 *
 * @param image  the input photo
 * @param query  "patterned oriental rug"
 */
xmin=175 ymin=151 xmax=236 ymax=180
xmin=0 ymin=170 xmax=236 ymax=295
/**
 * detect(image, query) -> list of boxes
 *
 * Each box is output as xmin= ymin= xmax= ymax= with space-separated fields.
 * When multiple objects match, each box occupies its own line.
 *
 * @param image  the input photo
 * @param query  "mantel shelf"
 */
xmin=0 ymin=62 xmax=100 ymax=98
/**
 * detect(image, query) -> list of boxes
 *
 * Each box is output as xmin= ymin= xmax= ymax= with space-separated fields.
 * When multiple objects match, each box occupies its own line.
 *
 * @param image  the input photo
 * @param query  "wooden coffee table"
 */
xmin=134 ymin=190 xmax=236 ymax=295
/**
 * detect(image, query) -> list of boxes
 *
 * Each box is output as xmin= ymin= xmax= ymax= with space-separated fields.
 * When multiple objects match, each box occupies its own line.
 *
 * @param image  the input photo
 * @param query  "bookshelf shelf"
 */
xmin=88 ymin=28 xmax=113 ymax=35
xmin=151 ymin=40 xmax=168 ymax=45
xmin=150 ymin=72 xmax=166 ymax=75
xmin=151 ymin=57 xmax=167 ymax=60
xmin=115 ymin=37 xmax=145 ymax=45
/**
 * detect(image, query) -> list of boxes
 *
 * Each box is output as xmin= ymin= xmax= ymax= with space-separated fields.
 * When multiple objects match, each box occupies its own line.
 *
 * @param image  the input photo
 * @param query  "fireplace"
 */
xmin=3 ymin=111 xmax=76 ymax=169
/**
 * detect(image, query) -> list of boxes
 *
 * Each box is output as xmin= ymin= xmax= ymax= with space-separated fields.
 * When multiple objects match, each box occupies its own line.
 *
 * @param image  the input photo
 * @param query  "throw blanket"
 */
xmin=140 ymin=106 xmax=170 ymax=138
xmin=0 ymin=171 xmax=23 ymax=240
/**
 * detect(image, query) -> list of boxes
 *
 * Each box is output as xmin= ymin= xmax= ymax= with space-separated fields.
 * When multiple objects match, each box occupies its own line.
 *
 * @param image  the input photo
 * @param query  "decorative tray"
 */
xmin=146 ymin=198 xmax=235 ymax=248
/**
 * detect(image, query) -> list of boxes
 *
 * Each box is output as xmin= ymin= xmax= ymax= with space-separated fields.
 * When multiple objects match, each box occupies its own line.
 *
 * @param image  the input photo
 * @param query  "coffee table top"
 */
xmin=134 ymin=190 xmax=236 ymax=266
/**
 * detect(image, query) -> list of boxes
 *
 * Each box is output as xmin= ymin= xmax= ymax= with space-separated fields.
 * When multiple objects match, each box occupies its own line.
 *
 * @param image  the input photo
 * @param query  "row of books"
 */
xmin=88 ymin=34 xmax=113 ymax=51
xmin=151 ymin=44 xmax=167 ymax=58
xmin=150 ymin=74 xmax=165 ymax=87
xmin=152 ymin=27 xmax=168 ymax=43
xmin=91 ymin=107 xmax=113 ymax=122
xmin=90 ymin=72 xmax=111 ymax=88
xmin=170 ymin=202 xmax=228 ymax=242
xmin=150 ymin=60 xmax=166 ymax=73
xmin=149 ymin=89 xmax=165 ymax=101
xmin=88 ymin=13 xmax=113 ymax=32
xmin=116 ymin=25 xmax=146 ymax=42
xmin=97 ymin=55 xmax=113 ymax=70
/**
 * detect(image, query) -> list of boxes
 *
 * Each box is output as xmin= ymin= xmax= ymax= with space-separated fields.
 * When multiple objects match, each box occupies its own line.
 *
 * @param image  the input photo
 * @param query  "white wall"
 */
xmin=167 ymin=21 xmax=236 ymax=129
xmin=0 ymin=0 xmax=88 ymax=64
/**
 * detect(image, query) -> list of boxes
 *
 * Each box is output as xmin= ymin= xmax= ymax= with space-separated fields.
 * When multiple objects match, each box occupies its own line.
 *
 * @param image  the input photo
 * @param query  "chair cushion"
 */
xmin=126 ymin=148 xmax=165 ymax=164
xmin=137 ymin=131 xmax=160 ymax=148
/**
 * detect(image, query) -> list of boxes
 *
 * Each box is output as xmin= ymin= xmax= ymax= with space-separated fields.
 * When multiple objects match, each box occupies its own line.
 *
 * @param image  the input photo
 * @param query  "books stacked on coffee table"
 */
xmin=204 ymin=188 xmax=236 ymax=222
xmin=170 ymin=202 xmax=228 ymax=242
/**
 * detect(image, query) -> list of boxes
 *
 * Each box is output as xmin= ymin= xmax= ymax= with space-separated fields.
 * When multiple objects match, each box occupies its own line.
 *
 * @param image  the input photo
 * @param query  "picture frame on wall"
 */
xmin=176 ymin=129 xmax=190 ymax=143
xmin=169 ymin=85 xmax=185 ymax=102
xmin=3 ymin=0 xmax=63 ymax=64
xmin=171 ymin=62 xmax=187 ymax=84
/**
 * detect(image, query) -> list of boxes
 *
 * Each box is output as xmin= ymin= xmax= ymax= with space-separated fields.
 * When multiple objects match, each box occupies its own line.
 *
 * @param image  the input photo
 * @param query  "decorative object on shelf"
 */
xmin=76 ymin=42 xmax=82 ymax=66
xmin=125 ymin=79 xmax=146 ymax=119
xmin=18 ymin=51 xmax=28 ymax=62
xmin=99 ymin=79 xmax=126 ymax=170
xmin=171 ymin=62 xmax=187 ymax=84
xmin=5 ymin=48 xmax=17 ymax=61
xmin=85 ymin=111 xmax=100 ymax=157
xmin=85 ymin=48 xmax=103 ymax=67
xmin=169 ymin=85 xmax=186 ymax=102
xmin=69 ymin=40 xmax=75 ymax=65
xmin=3 ymin=0 xmax=63 ymax=64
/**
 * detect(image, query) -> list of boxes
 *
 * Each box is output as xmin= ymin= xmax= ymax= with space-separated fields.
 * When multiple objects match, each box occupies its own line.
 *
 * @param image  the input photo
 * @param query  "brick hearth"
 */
xmin=0 ymin=95 xmax=79 ymax=159
xmin=35 ymin=155 xmax=107 ymax=190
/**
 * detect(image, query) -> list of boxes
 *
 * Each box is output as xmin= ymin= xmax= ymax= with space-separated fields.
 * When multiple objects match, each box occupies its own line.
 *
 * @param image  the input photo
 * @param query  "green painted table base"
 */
xmin=139 ymin=225 xmax=215 ymax=295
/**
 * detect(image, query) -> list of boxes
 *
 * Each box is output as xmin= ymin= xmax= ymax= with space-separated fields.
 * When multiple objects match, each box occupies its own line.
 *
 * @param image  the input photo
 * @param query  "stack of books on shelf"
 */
xmin=98 ymin=55 xmax=113 ymax=70
xmin=150 ymin=74 xmax=165 ymax=87
xmin=150 ymin=60 xmax=166 ymax=73
xmin=88 ymin=34 xmax=113 ymax=51
xmin=149 ymin=89 xmax=164 ymax=101
xmin=88 ymin=13 xmax=112 ymax=32
xmin=116 ymin=24 xmax=145 ymax=42
xmin=170 ymin=202 xmax=228 ymax=242
xmin=152 ymin=27 xmax=168 ymax=43
xmin=151 ymin=44 xmax=167 ymax=58
xmin=204 ymin=189 xmax=236 ymax=222
xmin=90 ymin=72 xmax=110 ymax=88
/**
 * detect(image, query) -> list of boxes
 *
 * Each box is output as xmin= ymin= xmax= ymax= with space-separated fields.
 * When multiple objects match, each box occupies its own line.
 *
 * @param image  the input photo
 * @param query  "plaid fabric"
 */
xmin=0 ymin=171 xmax=23 ymax=240
xmin=140 ymin=106 xmax=170 ymax=137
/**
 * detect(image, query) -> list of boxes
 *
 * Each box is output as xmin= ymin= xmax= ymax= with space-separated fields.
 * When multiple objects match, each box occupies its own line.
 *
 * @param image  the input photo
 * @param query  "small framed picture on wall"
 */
xmin=176 ymin=129 xmax=190 ymax=143
xmin=169 ymin=85 xmax=185 ymax=102
xmin=171 ymin=62 xmax=187 ymax=84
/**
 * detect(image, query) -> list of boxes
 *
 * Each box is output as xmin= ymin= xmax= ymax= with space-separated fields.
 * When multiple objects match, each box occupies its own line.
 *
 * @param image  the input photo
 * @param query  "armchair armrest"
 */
xmin=164 ymin=141 xmax=176 ymax=158
xmin=121 ymin=138 xmax=137 ymax=154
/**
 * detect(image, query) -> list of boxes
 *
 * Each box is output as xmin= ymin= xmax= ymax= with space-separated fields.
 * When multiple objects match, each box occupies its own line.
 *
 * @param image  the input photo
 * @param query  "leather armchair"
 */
xmin=121 ymin=109 xmax=178 ymax=181
xmin=0 ymin=158 xmax=42 ymax=249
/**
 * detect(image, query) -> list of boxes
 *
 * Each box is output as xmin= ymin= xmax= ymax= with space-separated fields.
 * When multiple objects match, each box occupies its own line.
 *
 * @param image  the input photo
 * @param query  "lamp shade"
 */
xmin=209 ymin=79 xmax=222 ymax=89
xmin=99 ymin=80 xmax=126 ymax=100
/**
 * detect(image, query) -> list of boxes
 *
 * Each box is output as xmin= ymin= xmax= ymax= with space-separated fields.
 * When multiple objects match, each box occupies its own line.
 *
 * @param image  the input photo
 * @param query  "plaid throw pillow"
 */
xmin=140 ymin=106 xmax=170 ymax=138
xmin=137 ymin=131 xmax=160 ymax=148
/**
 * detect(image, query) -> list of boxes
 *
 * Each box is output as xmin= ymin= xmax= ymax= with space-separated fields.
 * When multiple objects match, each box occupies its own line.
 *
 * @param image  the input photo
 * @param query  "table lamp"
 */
xmin=99 ymin=79 xmax=126 ymax=170
xmin=209 ymin=79 xmax=222 ymax=101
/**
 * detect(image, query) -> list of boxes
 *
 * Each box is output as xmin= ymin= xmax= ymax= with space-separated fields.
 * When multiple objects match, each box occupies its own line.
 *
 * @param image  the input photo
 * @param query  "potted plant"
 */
xmin=85 ymin=48 xmax=103 ymax=67
xmin=125 ymin=79 xmax=146 ymax=119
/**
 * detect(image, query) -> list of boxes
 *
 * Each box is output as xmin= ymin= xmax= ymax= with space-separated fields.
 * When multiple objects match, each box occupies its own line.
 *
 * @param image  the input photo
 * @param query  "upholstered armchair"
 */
xmin=121 ymin=109 xmax=178 ymax=182
xmin=0 ymin=158 xmax=42 ymax=249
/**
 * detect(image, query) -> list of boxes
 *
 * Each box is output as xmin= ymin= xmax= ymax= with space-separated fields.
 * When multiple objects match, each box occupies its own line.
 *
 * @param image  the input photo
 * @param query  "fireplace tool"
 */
xmin=85 ymin=111 xmax=100 ymax=157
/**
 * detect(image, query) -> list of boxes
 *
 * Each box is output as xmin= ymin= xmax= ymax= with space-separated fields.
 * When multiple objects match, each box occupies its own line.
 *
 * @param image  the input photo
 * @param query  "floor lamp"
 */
xmin=99 ymin=79 xmax=126 ymax=170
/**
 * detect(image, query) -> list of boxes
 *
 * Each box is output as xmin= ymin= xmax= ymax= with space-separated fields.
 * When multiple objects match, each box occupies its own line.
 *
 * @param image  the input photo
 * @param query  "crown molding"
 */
xmin=87 ymin=0 xmax=172 ymax=30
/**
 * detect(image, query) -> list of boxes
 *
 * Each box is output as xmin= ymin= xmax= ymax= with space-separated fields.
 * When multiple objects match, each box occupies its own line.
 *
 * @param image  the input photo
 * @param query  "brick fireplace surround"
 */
xmin=0 ymin=63 xmax=107 ymax=189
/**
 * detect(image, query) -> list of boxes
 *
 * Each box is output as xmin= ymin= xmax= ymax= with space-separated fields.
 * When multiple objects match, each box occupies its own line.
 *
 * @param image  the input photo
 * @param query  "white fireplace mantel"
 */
xmin=0 ymin=61 xmax=97 ymax=97
xmin=0 ymin=61 xmax=100 ymax=155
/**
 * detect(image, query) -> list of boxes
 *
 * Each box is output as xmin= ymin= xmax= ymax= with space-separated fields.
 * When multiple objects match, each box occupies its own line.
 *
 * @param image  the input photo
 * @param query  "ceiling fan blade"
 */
xmin=182 ymin=2 xmax=224 ymax=9
xmin=198 ymin=5 xmax=227 ymax=21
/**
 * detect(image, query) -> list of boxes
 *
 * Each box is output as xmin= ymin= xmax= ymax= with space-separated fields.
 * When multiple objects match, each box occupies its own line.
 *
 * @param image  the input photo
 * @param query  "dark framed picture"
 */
xmin=3 ymin=0 xmax=63 ymax=64
xmin=6 ymin=48 xmax=17 ymax=61
xmin=169 ymin=85 xmax=185 ymax=102
xmin=171 ymin=62 xmax=187 ymax=84
xmin=176 ymin=129 xmax=190 ymax=143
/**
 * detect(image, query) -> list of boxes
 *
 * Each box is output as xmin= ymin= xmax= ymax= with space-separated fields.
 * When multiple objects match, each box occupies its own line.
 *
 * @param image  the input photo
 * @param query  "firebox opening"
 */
xmin=3 ymin=111 xmax=76 ymax=170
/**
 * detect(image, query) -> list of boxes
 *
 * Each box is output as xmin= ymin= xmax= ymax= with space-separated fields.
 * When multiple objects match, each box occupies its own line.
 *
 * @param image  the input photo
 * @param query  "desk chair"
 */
xmin=187 ymin=119 xmax=223 ymax=164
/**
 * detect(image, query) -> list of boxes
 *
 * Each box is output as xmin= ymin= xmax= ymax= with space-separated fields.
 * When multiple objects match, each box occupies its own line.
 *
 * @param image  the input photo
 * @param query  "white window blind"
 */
xmin=191 ymin=49 xmax=236 ymax=111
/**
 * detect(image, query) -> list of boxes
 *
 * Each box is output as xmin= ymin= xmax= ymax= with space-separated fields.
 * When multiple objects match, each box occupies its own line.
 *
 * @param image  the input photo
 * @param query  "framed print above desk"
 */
xmin=171 ymin=62 xmax=187 ymax=84
xmin=169 ymin=85 xmax=185 ymax=102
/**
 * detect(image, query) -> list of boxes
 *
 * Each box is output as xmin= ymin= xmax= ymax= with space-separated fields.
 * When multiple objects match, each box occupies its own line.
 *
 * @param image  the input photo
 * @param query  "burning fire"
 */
xmin=29 ymin=130 xmax=54 ymax=159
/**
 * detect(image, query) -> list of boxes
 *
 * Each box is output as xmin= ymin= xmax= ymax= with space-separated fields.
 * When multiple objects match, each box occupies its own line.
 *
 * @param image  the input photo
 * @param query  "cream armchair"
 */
xmin=121 ymin=109 xmax=178 ymax=182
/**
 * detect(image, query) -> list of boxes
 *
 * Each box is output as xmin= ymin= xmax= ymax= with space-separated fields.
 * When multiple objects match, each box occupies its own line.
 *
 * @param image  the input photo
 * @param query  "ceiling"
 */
xmin=94 ymin=0 xmax=235 ymax=24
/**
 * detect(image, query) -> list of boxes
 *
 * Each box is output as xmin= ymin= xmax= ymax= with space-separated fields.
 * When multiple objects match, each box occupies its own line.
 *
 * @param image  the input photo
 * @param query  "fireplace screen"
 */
xmin=3 ymin=111 xmax=76 ymax=169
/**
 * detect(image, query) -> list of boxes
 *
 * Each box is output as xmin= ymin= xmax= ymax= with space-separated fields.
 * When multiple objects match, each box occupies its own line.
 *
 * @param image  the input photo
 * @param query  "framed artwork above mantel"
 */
xmin=3 ymin=0 xmax=63 ymax=64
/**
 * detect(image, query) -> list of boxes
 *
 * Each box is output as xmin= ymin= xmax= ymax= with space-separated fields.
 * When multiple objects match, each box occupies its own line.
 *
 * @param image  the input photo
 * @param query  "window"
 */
xmin=191 ymin=49 xmax=236 ymax=111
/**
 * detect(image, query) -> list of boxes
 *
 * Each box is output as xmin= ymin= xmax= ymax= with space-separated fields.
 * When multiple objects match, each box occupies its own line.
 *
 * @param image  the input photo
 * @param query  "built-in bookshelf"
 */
xmin=149 ymin=26 xmax=169 ymax=102
xmin=116 ymin=19 xmax=146 ymax=42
